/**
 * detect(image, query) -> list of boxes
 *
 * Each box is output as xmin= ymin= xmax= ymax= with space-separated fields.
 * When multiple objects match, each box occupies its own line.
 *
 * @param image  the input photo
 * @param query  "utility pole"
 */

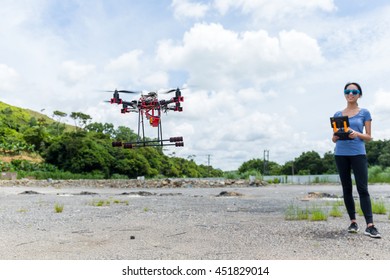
xmin=207 ymin=154 xmax=211 ymax=177
xmin=291 ymin=161 xmax=294 ymax=184
xmin=263 ymin=149 xmax=269 ymax=176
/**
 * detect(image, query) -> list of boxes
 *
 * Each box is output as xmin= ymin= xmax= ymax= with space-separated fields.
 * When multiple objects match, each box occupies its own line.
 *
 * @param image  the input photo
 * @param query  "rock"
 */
xmin=302 ymin=192 xmax=340 ymax=200
xmin=77 ymin=191 xmax=99 ymax=195
xmin=19 ymin=190 xmax=42 ymax=195
xmin=216 ymin=191 xmax=244 ymax=197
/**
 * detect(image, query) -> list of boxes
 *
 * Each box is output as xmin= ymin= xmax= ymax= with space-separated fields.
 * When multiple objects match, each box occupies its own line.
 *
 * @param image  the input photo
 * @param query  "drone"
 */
xmin=105 ymin=88 xmax=184 ymax=148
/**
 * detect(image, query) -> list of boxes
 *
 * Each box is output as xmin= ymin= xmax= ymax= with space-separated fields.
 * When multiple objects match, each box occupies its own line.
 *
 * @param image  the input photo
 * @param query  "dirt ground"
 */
xmin=1 ymin=182 xmax=390 ymax=260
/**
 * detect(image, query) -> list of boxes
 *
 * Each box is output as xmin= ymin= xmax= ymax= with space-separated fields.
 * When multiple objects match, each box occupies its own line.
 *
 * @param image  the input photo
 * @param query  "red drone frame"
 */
xmin=105 ymin=88 xmax=184 ymax=148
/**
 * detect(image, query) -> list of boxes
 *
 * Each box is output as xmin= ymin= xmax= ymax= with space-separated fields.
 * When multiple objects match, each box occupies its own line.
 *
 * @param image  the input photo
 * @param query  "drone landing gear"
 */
xmin=112 ymin=136 xmax=184 ymax=149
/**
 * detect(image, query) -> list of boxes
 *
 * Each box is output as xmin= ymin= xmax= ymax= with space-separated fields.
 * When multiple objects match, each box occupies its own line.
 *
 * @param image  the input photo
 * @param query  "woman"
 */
xmin=332 ymin=82 xmax=381 ymax=238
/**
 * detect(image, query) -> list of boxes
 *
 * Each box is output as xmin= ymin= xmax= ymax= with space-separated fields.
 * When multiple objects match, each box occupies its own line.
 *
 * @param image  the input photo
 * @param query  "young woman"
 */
xmin=332 ymin=82 xmax=381 ymax=238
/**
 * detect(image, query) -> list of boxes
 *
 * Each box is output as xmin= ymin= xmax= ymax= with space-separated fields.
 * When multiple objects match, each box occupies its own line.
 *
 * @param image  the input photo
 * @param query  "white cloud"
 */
xmin=279 ymin=30 xmax=324 ymax=65
xmin=0 ymin=64 xmax=19 ymax=91
xmin=103 ymin=50 xmax=169 ymax=89
xmin=106 ymin=50 xmax=143 ymax=73
xmin=157 ymin=23 xmax=324 ymax=89
xmin=142 ymin=72 xmax=170 ymax=90
xmin=213 ymin=0 xmax=336 ymax=19
xmin=370 ymin=89 xmax=390 ymax=140
xmin=171 ymin=0 xmax=210 ymax=19
xmin=0 ymin=0 xmax=46 ymax=29
xmin=59 ymin=61 xmax=96 ymax=86
xmin=371 ymin=89 xmax=390 ymax=116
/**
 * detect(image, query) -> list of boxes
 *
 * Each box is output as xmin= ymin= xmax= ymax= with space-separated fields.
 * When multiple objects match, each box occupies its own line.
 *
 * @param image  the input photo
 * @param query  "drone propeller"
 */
xmin=118 ymin=90 xmax=141 ymax=94
xmin=161 ymin=87 xmax=182 ymax=94
xmin=163 ymin=89 xmax=177 ymax=94
xmin=103 ymin=89 xmax=141 ymax=94
xmin=158 ymin=87 xmax=185 ymax=98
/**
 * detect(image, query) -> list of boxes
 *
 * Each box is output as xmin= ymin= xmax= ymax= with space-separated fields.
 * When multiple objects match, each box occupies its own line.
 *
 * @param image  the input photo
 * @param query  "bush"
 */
xmin=368 ymin=166 xmax=390 ymax=183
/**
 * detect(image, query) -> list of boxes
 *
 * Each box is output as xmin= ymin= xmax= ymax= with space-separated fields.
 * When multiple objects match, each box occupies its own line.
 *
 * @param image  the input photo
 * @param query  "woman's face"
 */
xmin=344 ymin=84 xmax=361 ymax=102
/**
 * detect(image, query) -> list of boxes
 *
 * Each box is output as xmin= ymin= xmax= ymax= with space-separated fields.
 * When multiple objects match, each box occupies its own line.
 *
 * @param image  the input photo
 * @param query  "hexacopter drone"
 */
xmin=105 ymin=88 xmax=184 ymax=148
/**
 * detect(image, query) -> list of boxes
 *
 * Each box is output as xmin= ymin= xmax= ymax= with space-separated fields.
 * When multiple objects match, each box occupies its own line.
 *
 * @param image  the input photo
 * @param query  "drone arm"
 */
xmin=120 ymin=101 xmax=138 ymax=113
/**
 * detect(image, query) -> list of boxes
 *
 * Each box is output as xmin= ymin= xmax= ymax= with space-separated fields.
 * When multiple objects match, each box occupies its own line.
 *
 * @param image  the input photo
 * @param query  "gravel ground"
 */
xmin=1 ymin=182 xmax=390 ymax=260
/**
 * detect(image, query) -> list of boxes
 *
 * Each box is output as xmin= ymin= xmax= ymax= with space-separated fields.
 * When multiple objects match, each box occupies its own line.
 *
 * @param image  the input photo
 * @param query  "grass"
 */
xmin=90 ymin=198 xmax=129 ymax=207
xmin=368 ymin=166 xmax=390 ymax=183
xmin=284 ymin=204 xmax=309 ymax=220
xmin=310 ymin=207 xmax=328 ymax=221
xmin=372 ymin=199 xmax=387 ymax=215
xmin=356 ymin=198 xmax=388 ymax=216
xmin=54 ymin=203 xmax=64 ymax=213
xmin=90 ymin=199 xmax=111 ymax=207
xmin=329 ymin=204 xmax=343 ymax=217
xmin=333 ymin=200 xmax=344 ymax=207
xmin=285 ymin=202 xmax=344 ymax=221
xmin=113 ymin=199 xmax=129 ymax=205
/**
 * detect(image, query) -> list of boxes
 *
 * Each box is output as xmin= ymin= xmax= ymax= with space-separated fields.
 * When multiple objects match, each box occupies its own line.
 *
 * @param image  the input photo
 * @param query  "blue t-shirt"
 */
xmin=334 ymin=108 xmax=372 ymax=156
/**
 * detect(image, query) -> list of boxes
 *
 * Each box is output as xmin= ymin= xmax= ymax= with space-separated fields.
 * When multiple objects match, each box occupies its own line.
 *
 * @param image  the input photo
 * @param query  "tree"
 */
xmin=322 ymin=151 xmax=337 ymax=174
xmin=45 ymin=131 xmax=113 ymax=177
xmin=238 ymin=159 xmax=263 ymax=174
xmin=70 ymin=112 xmax=92 ymax=130
xmin=23 ymin=115 xmax=52 ymax=153
xmin=113 ymin=126 xmax=138 ymax=142
xmin=366 ymin=140 xmax=387 ymax=166
xmin=23 ymin=126 xmax=50 ymax=153
xmin=293 ymin=151 xmax=324 ymax=175
xmin=52 ymin=110 xmax=68 ymax=136
xmin=85 ymin=122 xmax=104 ymax=133
xmin=112 ymin=151 xmax=152 ymax=178
xmin=280 ymin=160 xmax=294 ymax=175
xmin=85 ymin=122 xmax=116 ymax=137
xmin=377 ymin=142 xmax=390 ymax=167
xmin=238 ymin=158 xmax=282 ymax=176
xmin=53 ymin=110 xmax=67 ymax=122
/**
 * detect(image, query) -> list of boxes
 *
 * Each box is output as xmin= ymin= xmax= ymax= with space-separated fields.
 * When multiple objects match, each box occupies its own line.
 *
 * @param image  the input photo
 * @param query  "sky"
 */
xmin=2 ymin=0 xmax=390 ymax=171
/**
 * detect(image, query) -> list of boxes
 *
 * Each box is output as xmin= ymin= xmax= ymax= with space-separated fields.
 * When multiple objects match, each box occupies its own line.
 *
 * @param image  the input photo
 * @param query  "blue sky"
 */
xmin=2 ymin=0 xmax=390 ymax=171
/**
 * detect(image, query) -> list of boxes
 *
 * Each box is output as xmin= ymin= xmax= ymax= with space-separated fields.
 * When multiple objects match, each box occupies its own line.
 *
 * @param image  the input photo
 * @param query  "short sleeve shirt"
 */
xmin=334 ymin=108 xmax=372 ymax=156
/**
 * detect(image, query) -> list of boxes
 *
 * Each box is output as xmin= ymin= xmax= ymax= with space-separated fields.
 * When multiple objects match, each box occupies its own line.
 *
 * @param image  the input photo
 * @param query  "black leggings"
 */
xmin=335 ymin=155 xmax=373 ymax=225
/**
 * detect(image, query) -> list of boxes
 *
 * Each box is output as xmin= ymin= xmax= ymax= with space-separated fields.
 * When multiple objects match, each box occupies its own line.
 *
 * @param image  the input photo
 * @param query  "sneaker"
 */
xmin=364 ymin=225 xmax=381 ymax=238
xmin=348 ymin=222 xmax=359 ymax=233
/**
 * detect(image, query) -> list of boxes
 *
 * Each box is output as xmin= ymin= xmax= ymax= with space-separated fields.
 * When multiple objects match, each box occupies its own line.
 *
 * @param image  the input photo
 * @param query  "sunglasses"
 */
xmin=344 ymin=89 xmax=360 ymax=95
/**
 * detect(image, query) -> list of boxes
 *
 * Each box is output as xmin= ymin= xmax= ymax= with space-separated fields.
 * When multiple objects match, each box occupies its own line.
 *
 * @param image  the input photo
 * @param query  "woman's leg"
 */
xmin=351 ymin=155 xmax=373 ymax=225
xmin=335 ymin=156 xmax=356 ymax=220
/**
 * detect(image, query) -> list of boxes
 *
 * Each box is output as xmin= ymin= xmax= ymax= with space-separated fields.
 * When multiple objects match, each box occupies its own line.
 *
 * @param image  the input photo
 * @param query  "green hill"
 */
xmin=0 ymin=101 xmax=73 ymax=130
xmin=0 ymin=101 xmax=53 ymax=162
xmin=0 ymin=101 xmax=55 ymax=132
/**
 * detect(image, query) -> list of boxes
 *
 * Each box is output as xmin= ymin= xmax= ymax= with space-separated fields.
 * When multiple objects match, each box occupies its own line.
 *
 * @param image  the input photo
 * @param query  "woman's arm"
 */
xmin=350 ymin=120 xmax=372 ymax=141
